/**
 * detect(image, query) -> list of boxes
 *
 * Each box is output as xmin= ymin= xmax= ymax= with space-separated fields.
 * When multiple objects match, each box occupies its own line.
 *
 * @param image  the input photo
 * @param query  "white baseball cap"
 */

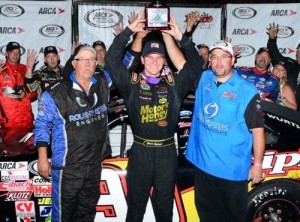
xmin=210 ymin=41 xmax=233 ymax=56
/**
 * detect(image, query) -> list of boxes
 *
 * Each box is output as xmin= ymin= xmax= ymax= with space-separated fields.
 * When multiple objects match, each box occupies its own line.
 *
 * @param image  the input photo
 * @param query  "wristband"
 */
xmin=26 ymin=65 xmax=32 ymax=69
xmin=253 ymin=162 xmax=262 ymax=167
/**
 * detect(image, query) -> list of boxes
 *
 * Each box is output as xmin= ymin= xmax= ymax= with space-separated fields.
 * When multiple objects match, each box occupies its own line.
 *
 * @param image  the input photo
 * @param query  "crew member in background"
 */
xmin=237 ymin=47 xmax=279 ymax=101
xmin=267 ymin=23 xmax=300 ymax=110
xmin=0 ymin=41 xmax=37 ymax=144
xmin=25 ymin=45 xmax=64 ymax=97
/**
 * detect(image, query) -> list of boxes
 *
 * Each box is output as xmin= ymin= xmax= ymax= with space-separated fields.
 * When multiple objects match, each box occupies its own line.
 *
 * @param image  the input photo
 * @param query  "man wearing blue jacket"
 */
xmin=34 ymin=45 xmax=110 ymax=222
xmin=186 ymin=41 xmax=265 ymax=222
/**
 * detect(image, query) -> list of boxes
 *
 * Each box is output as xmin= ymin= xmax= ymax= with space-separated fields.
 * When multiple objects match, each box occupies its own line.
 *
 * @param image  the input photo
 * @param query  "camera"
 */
xmin=145 ymin=1 xmax=170 ymax=30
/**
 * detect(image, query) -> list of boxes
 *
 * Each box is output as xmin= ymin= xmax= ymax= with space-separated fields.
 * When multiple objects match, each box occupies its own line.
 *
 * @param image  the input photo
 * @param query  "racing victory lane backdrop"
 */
xmin=0 ymin=1 xmax=300 ymax=222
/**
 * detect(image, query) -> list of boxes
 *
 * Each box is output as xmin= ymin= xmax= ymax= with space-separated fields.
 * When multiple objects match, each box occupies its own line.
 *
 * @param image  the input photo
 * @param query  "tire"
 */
xmin=247 ymin=179 xmax=300 ymax=222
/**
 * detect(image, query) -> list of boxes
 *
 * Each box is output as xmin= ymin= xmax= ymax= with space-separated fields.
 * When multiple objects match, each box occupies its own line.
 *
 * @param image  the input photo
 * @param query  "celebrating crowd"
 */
xmin=0 ymin=6 xmax=299 ymax=222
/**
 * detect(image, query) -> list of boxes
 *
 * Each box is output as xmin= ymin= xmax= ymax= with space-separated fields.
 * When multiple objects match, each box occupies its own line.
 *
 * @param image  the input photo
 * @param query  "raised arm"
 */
xmin=161 ymin=32 xmax=186 ymax=71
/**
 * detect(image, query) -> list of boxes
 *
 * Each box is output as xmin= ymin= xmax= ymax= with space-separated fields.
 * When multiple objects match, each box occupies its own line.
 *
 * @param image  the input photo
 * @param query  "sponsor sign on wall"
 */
xmin=78 ymin=4 xmax=222 ymax=50
xmin=227 ymin=4 xmax=300 ymax=67
xmin=0 ymin=1 xmax=72 ymax=66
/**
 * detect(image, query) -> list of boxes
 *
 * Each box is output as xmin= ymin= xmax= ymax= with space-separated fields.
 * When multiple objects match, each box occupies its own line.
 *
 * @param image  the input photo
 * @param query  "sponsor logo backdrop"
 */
xmin=0 ymin=1 xmax=72 ymax=66
xmin=227 ymin=3 xmax=300 ymax=66
xmin=78 ymin=4 xmax=222 ymax=50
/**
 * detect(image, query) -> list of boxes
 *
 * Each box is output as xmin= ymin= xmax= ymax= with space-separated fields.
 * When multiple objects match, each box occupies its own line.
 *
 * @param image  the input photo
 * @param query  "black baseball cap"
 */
xmin=257 ymin=47 xmax=269 ymax=55
xmin=197 ymin=44 xmax=209 ymax=50
xmin=142 ymin=41 xmax=165 ymax=57
xmin=92 ymin=41 xmax=106 ymax=50
xmin=44 ymin=46 xmax=58 ymax=56
xmin=6 ymin=42 xmax=21 ymax=51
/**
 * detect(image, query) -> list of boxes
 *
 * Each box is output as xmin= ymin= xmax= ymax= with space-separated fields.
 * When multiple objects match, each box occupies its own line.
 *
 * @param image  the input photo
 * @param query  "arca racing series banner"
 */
xmin=226 ymin=3 xmax=300 ymax=67
xmin=0 ymin=1 xmax=72 ymax=66
xmin=77 ymin=4 xmax=222 ymax=50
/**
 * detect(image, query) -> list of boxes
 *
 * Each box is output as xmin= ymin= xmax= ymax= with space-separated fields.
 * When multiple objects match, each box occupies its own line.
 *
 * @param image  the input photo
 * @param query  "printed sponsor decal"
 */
xmin=0 ymin=162 xmax=28 ymax=170
xmin=180 ymin=110 xmax=192 ymax=117
xmin=38 ymin=7 xmax=65 ymax=14
xmin=263 ymin=150 xmax=300 ymax=176
xmin=0 ymin=180 xmax=32 ymax=191
xmin=157 ymin=120 xmax=168 ymax=127
xmin=140 ymin=104 xmax=168 ymax=124
xmin=17 ymin=217 xmax=36 ymax=222
xmin=28 ymin=160 xmax=39 ymax=176
xmin=32 ymin=176 xmax=51 ymax=185
xmin=0 ymin=26 xmax=25 ymax=34
xmin=232 ymin=28 xmax=256 ymax=35
xmin=277 ymin=26 xmax=294 ymax=38
xmin=15 ymin=201 xmax=35 ymax=217
xmin=270 ymin=9 xmax=297 ymax=16
xmin=278 ymin=47 xmax=295 ymax=55
xmin=39 ymin=24 xmax=65 ymax=37
xmin=233 ymin=44 xmax=255 ymax=57
xmin=37 ymin=197 xmax=52 ymax=205
xmin=39 ymin=206 xmax=52 ymax=217
xmin=1 ymin=170 xmax=29 ymax=181
xmin=84 ymin=8 xmax=123 ymax=28
xmin=232 ymin=7 xmax=257 ymax=19
xmin=178 ymin=122 xmax=192 ymax=128
xmin=0 ymin=4 xmax=25 ymax=17
xmin=265 ymin=113 xmax=300 ymax=129
xmin=33 ymin=185 xmax=51 ymax=197
xmin=5 ymin=191 xmax=33 ymax=201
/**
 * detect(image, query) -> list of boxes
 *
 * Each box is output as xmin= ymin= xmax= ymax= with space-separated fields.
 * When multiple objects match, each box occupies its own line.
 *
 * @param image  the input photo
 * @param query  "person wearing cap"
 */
xmin=34 ymin=44 xmax=110 ymax=222
xmin=92 ymin=40 xmax=106 ymax=70
xmin=197 ymin=44 xmax=209 ymax=69
xmin=237 ymin=47 xmax=279 ymax=101
xmin=271 ymin=61 xmax=297 ymax=110
xmin=0 ymin=41 xmax=37 ymax=144
xmin=267 ymin=23 xmax=300 ymax=111
xmin=106 ymin=10 xmax=202 ymax=222
xmin=24 ymin=45 xmax=64 ymax=97
xmin=186 ymin=41 xmax=265 ymax=222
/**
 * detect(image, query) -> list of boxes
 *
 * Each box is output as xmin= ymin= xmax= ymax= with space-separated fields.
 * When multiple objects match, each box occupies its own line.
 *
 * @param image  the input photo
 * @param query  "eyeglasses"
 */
xmin=74 ymin=58 xmax=96 ymax=63
xmin=210 ymin=54 xmax=232 ymax=61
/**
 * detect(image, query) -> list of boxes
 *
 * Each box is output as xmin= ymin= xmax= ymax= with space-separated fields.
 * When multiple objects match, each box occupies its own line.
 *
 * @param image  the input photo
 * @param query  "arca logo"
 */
xmin=84 ymin=8 xmax=123 ymax=28
xmin=0 ymin=26 xmax=25 ymax=34
xmin=279 ymin=47 xmax=295 ymax=54
xmin=271 ymin=9 xmax=297 ymax=16
xmin=234 ymin=44 xmax=255 ymax=57
xmin=277 ymin=26 xmax=294 ymax=38
xmin=39 ymin=24 xmax=65 ymax=37
xmin=232 ymin=28 xmax=257 ymax=35
xmin=232 ymin=7 xmax=257 ymax=19
xmin=0 ymin=4 xmax=25 ymax=17
xmin=38 ymin=7 xmax=65 ymax=14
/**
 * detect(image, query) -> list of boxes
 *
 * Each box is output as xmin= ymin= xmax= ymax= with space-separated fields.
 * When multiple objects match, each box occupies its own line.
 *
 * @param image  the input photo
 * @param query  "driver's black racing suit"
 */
xmin=105 ymin=27 xmax=202 ymax=222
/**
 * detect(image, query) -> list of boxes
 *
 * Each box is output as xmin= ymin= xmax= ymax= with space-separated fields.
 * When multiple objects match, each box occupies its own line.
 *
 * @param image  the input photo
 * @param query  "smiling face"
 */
xmin=71 ymin=49 xmax=97 ymax=82
xmin=5 ymin=49 xmax=21 ymax=65
xmin=141 ymin=53 xmax=165 ymax=77
xmin=273 ymin=64 xmax=287 ymax=80
xmin=255 ymin=51 xmax=271 ymax=71
xmin=209 ymin=48 xmax=235 ymax=82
